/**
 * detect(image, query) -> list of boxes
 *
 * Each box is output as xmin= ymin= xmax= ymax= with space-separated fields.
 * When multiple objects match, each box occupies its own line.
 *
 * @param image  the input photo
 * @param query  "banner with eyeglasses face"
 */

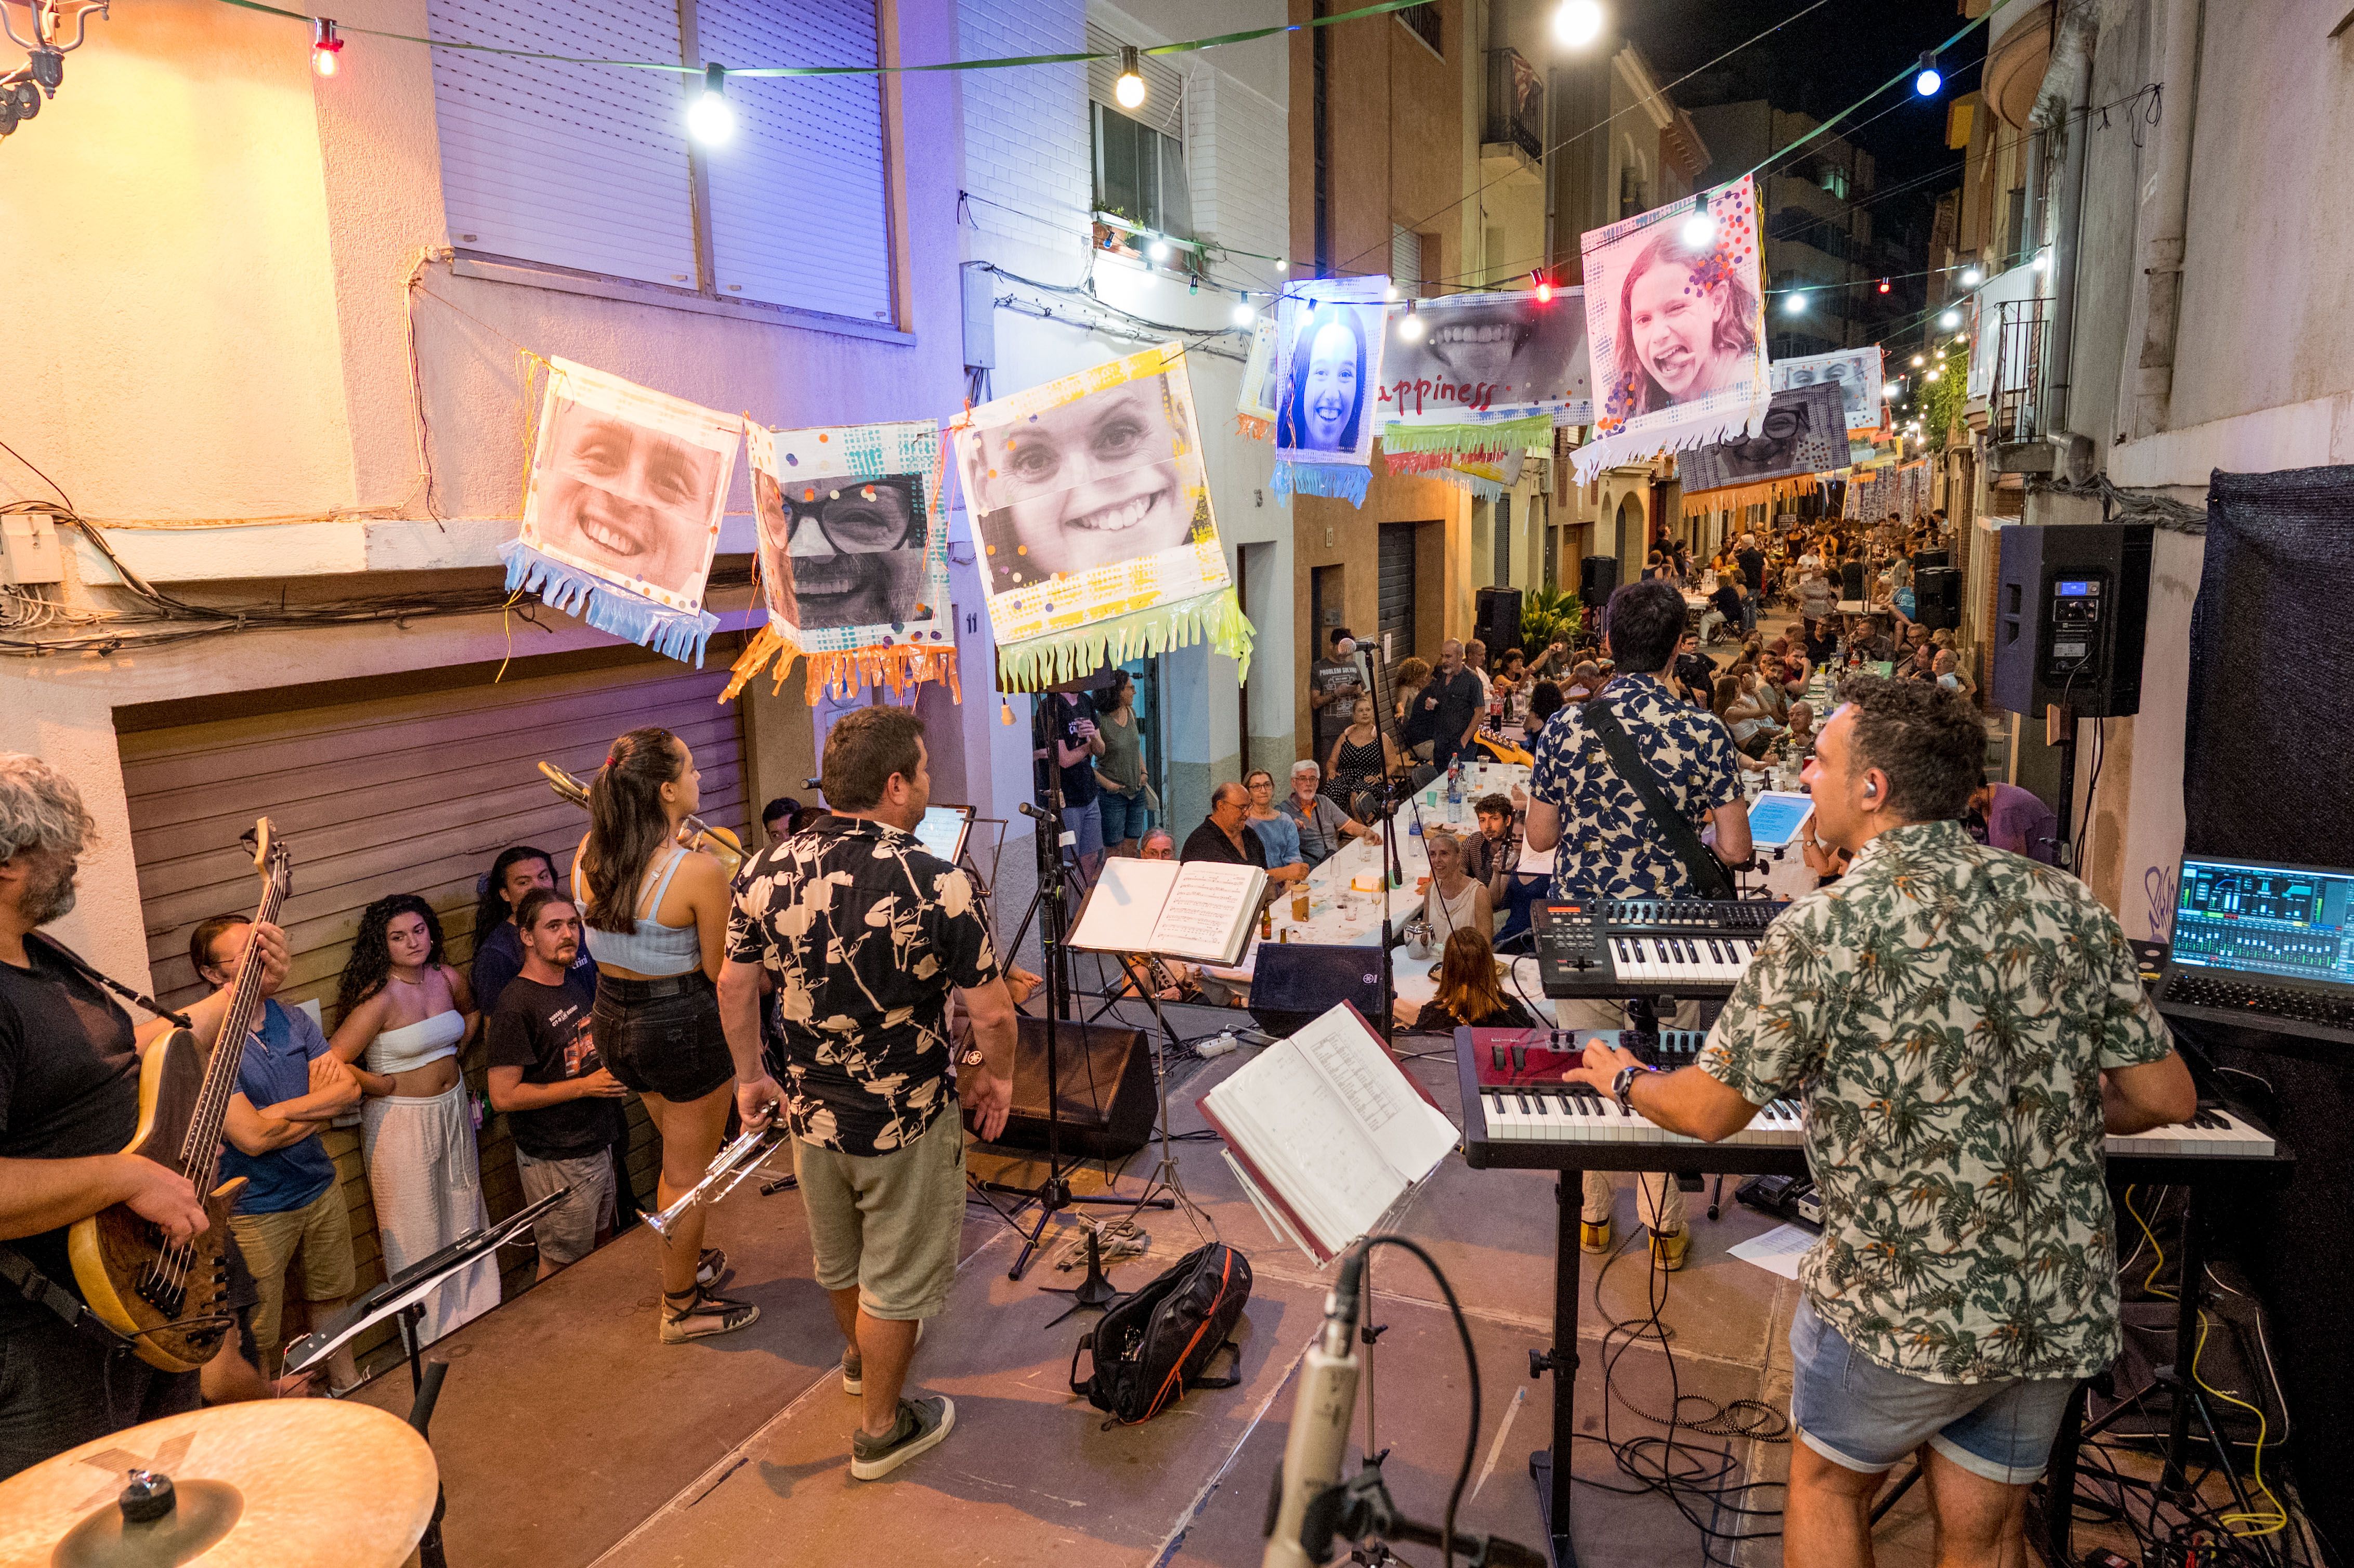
xmin=951 ymin=342 xmax=1228 ymax=649
xmin=748 ymin=419 xmax=952 ymax=658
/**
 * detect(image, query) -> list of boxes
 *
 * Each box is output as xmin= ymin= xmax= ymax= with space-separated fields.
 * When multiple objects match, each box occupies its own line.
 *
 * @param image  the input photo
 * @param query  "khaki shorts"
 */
xmin=228 ymin=1181 xmax=357 ymax=1366
xmin=794 ymin=1108 xmax=966 ymax=1321
xmin=516 ymin=1147 xmax=617 ymax=1268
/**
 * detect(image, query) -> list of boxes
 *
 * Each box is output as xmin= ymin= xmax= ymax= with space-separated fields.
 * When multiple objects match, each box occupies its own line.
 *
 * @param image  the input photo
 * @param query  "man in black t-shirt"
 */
xmin=0 ymin=753 xmax=289 ymax=1479
xmin=1181 ymin=782 xmax=1271 ymax=869
xmin=1307 ymin=627 xmax=1365 ymax=768
xmin=1038 ymin=689 xmax=1105 ymax=883
xmin=486 ymin=891 xmax=627 ymax=1280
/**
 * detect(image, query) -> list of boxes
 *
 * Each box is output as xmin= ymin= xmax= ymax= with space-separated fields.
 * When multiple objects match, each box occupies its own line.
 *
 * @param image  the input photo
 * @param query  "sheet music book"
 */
xmin=1066 ymin=856 xmax=1268 ymax=965
xmin=1198 ymin=1002 xmax=1459 ymax=1264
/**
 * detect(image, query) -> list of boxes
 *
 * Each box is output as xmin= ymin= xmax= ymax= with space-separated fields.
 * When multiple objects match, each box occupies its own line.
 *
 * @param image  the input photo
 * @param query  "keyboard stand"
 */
xmin=1526 ymin=1167 xmax=1587 ymax=1568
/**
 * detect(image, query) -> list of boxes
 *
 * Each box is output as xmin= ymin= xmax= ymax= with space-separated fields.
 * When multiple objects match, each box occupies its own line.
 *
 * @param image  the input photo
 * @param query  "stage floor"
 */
xmin=347 ymin=1018 xmax=2106 ymax=1567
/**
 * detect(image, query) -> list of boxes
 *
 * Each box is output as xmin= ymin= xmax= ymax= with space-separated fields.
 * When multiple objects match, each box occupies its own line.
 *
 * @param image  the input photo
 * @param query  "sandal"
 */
xmin=696 ymin=1248 xmax=727 ymax=1288
xmin=660 ymin=1285 xmax=760 ymax=1344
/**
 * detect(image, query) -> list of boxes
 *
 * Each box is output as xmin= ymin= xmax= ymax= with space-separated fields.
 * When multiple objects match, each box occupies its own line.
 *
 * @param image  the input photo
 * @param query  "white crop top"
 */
xmin=365 ymin=1009 xmax=465 ymax=1076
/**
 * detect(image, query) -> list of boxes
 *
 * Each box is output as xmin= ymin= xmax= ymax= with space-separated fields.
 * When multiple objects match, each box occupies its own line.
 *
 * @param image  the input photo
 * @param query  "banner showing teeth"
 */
xmin=1771 ymin=345 xmax=1887 ymax=432
xmin=951 ymin=342 xmax=1253 ymax=690
xmin=1378 ymin=288 xmax=1593 ymax=427
xmin=723 ymin=419 xmax=959 ymax=705
xmin=500 ymin=357 xmax=742 ymax=666
xmin=1574 ymin=178 xmax=1771 ymax=482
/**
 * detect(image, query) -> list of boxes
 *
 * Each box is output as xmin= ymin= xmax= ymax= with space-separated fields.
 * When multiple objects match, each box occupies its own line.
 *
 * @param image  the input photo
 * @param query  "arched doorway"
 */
xmin=1615 ymin=491 xmax=1645 ymax=571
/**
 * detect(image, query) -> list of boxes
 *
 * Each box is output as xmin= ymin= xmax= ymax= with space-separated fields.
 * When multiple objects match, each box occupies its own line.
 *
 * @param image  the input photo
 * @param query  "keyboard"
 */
xmin=1456 ymin=1027 xmax=2282 ymax=1183
xmin=1533 ymin=899 xmax=1789 ymax=999
xmin=2158 ymin=969 xmax=2354 ymax=1047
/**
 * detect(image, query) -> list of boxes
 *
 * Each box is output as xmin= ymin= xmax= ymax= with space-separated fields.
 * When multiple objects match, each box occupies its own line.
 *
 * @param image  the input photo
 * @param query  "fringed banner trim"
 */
xmin=500 ymin=538 xmax=718 ymax=667
xmin=1379 ymin=415 xmax=1552 ymax=456
xmin=996 ymin=586 xmax=1256 ymax=692
xmin=1269 ymin=459 xmax=1372 ymax=507
xmin=1680 ymin=471 xmax=1819 ymax=519
xmin=1572 ymin=404 xmax=1767 ymax=484
xmin=721 ymin=620 xmax=964 ymax=706
xmin=1384 ymin=447 xmax=1511 ymax=476
xmin=1234 ymin=413 xmax=1272 ymax=442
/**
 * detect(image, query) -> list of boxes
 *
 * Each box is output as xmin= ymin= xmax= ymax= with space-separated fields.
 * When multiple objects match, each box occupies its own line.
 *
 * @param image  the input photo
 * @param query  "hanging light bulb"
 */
xmin=1553 ymin=0 xmax=1605 ymax=48
xmin=1115 ymin=45 xmax=1146 ymax=110
xmin=1146 ymin=236 xmax=1172 ymax=264
xmin=1914 ymin=52 xmax=1942 ymax=97
xmin=1275 ymin=256 xmax=1288 ymax=273
xmin=1925 ymin=369 xmax=1943 ymax=382
xmin=1938 ymin=308 xmax=1961 ymax=330
xmin=311 ymin=17 xmax=344 ymax=76
xmin=1232 ymin=295 xmax=1257 ymax=326
xmin=2032 ymin=250 xmax=2050 ymax=272
xmin=1881 ymin=384 xmax=1899 ymax=401
xmin=688 ymin=63 xmax=734 ymax=146
xmin=1397 ymin=300 xmax=1426 ymax=342
xmin=1679 ymin=200 xmax=1716 ymax=249
xmin=1960 ymin=265 xmax=1983 ymax=286
xmin=1785 ymin=291 xmax=1810 ymax=315
xmin=1877 ymin=277 xmax=1891 ymax=294
xmin=1912 ymin=354 xmax=1926 ymax=367
xmin=1383 ymin=282 xmax=1400 ymax=303
xmin=1531 ymin=269 xmax=1553 ymax=304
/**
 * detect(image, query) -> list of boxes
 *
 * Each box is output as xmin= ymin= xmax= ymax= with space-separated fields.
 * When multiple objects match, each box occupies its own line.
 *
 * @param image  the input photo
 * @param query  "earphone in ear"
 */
xmin=1863 ymin=781 xmax=1879 ymax=800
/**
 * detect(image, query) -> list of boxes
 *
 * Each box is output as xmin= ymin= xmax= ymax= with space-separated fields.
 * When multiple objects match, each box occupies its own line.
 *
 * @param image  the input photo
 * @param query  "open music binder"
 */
xmin=1067 ymin=855 xmax=1268 ymax=966
xmin=1197 ymin=1002 xmax=1459 ymax=1265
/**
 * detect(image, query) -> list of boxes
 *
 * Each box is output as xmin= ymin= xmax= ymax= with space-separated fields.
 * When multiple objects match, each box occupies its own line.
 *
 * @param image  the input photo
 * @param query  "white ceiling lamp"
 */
xmin=1114 ymin=45 xmax=1146 ymax=110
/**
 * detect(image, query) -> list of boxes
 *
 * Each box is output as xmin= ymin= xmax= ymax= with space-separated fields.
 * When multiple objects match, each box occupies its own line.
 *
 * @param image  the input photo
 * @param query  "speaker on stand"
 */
xmin=1579 ymin=554 xmax=1618 ymax=608
xmin=1473 ymin=585 xmax=1523 ymax=657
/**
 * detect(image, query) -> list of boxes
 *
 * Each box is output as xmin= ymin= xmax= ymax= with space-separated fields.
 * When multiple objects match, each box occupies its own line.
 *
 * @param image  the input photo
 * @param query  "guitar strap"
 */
xmin=32 ymin=933 xmax=193 ymax=1028
xmin=1580 ymin=696 xmax=1736 ymax=901
xmin=0 ymin=1245 xmax=136 ymax=1348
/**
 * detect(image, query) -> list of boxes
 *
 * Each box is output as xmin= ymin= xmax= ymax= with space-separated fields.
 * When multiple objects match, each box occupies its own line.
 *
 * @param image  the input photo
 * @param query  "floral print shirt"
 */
xmin=727 ymin=816 xmax=1000 ymax=1156
xmin=1526 ymin=672 xmax=1744 ymax=901
xmin=1698 ymin=820 xmax=2177 ymax=1382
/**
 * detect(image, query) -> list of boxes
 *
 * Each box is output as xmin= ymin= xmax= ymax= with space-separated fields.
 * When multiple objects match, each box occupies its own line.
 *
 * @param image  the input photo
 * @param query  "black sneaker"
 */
xmin=849 ymin=1396 xmax=955 ymax=1480
xmin=660 ymin=1286 xmax=760 ymax=1344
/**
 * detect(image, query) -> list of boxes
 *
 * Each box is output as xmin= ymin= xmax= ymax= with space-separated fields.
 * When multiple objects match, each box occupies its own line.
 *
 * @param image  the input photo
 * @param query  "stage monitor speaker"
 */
xmin=1912 ymin=548 xmax=1950 ymax=572
xmin=986 ymin=1015 xmax=1157 ymax=1160
xmin=1579 ymin=554 xmax=1618 ymax=607
xmin=1990 ymin=521 xmax=2154 ymax=718
xmin=1473 ymin=586 xmax=1523 ymax=656
xmin=1914 ymin=566 xmax=1960 ymax=631
xmin=1249 ymin=943 xmax=1385 ymax=1040
xmin=1840 ymin=560 xmax=1867 ymax=601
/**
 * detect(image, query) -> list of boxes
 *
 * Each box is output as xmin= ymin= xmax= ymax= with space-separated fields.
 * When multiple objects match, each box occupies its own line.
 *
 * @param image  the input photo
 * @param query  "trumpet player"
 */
xmin=719 ymin=708 xmax=1016 ymax=1482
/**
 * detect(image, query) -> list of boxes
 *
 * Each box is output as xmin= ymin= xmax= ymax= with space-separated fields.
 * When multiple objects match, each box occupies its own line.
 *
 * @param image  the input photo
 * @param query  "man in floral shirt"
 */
xmin=718 ymin=707 xmax=1017 ymax=1483
xmin=1524 ymin=577 xmax=1752 ymax=1267
xmin=1563 ymin=677 xmax=2196 ymax=1565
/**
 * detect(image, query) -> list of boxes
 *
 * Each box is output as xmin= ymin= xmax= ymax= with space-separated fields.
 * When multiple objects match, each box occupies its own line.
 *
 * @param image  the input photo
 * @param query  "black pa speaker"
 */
xmin=1911 ymin=548 xmax=1950 ymax=572
xmin=1578 ymin=554 xmax=1618 ymax=608
xmin=1473 ymin=586 xmax=1523 ymax=657
xmin=982 ymin=1015 xmax=1157 ymax=1160
xmin=1914 ymin=566 xmax=1960 ymax=631
xmin=1839 ymin=560 xmax=1866 ymax=602
xmin=1249 ymin=943 xmax=1385 ymax=1039
xmin=1990 ymin=522 xmax=2153 ymax=718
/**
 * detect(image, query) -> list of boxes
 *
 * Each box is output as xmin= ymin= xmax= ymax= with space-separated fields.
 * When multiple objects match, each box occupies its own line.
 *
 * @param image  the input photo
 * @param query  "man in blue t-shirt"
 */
xmin=192 ymin=916 xmax=363 ymax=1390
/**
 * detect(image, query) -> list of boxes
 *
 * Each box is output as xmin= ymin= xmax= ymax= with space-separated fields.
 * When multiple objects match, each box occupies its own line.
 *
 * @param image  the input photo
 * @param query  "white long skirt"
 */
xmin=361 ymin=1081 xmax=502 ymax=1344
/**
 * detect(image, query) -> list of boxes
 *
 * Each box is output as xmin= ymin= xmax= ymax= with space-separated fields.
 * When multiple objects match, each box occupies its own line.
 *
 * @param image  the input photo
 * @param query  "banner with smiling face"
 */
xmin=1573 ymin=178 xmax=1771 ymax=483
xmin=722 ymin=419 xmax=958 ymax=704
xmin=951 ymin=342 xmax=1252 ymax=690
xmin=1270 ymin=276 xmax=1391 ymax=505
xmin=499 ymin=358 xmax=743 ymax=666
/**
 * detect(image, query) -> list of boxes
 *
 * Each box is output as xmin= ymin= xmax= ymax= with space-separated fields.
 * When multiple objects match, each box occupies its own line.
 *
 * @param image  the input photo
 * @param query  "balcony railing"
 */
xmin=1484 ymin=48 xmax=1545 ymax=162
xmin=1989 ymin=297 xmax=2047 ymax=445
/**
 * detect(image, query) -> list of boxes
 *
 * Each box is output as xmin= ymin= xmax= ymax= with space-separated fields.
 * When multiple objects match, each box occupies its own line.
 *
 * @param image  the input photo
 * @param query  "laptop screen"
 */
xmin=2170 ymin=855 xmax=2354 ymax=989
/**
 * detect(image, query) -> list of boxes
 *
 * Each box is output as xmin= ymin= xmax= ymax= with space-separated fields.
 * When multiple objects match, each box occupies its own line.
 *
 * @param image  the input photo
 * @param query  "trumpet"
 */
xmin=538 ymin=760 xmax=746 ymax=877
xmin=645 ymin=1113 xmax=788 ymax=1239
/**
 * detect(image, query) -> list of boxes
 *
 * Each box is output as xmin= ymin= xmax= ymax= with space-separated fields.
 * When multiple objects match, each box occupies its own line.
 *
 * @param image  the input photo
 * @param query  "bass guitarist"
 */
xmin=0 ymin=754 xmax=290 ymax=1479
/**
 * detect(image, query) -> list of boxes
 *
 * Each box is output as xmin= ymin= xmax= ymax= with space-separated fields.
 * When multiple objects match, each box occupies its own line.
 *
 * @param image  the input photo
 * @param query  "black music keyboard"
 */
xmin=1532 ymin=898 xmax=1790 ymax=1000
xmin=2157 ymin=969 xmax=2354 ymax=1048
xmin=1454 ymin=1026 xmax=2282 ymax=1186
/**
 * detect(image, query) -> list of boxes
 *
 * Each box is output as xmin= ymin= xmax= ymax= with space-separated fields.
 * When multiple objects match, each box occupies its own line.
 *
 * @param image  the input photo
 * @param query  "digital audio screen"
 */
xmin=2057 ymin=579 xmax=2096 ymax=596
xmin=2171 ymin=856 xmax=2354 ymax=987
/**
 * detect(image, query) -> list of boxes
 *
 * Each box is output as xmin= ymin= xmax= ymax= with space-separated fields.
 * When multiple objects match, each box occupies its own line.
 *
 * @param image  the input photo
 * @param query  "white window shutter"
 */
xmin=698 ymin=0 xmax=896 ymax=322
xmin=426 ymin=0 xmax=699 ymax=288
xmin=1391 ymin=225 xmax=1422 ymax=293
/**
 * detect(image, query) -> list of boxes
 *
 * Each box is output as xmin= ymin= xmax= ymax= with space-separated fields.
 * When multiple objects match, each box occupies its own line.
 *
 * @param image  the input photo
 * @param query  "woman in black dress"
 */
xmin=1321 ymin=695 xmax=1399 ymax=813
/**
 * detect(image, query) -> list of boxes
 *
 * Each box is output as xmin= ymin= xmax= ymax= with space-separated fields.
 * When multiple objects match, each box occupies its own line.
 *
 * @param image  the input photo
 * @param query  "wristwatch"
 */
xmin=1611 ymin=1062 xmax=1652 ymax=1115
xmin=959 ymin=1047 xmax=987 ymax=1072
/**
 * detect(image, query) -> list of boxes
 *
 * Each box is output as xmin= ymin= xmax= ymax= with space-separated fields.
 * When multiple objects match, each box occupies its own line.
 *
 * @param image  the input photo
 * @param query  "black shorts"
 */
xmin=592 ymin=973 xmax=734 ymax=1103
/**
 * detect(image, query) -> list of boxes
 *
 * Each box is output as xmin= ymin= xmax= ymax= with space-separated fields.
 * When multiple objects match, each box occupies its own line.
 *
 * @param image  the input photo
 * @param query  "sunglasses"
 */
xmin=777 ymin=476 xmax=923 ymax=554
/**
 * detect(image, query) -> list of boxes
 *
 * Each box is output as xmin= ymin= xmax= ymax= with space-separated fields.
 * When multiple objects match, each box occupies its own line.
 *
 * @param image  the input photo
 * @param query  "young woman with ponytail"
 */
xmin=573 ymin=727 xmax=756 ymax=1343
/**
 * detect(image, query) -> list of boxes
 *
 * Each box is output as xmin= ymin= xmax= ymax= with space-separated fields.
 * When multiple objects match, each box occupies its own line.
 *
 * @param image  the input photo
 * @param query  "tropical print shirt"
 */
xmin=727 ymin=816 xmax=999 ymax=1157
xmin=1698 ymin=820 xmax=2177 ymax=1382
xmin=1526 ymin=672 xmax=1743 ymax=901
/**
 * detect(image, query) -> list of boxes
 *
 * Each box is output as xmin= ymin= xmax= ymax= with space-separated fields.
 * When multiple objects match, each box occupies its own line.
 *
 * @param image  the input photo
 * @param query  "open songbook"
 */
xmin=1066 ymin=856 xmax=1268 ymax=966
xmin=1198 ymin=1002 xmax=1459 ymax=1265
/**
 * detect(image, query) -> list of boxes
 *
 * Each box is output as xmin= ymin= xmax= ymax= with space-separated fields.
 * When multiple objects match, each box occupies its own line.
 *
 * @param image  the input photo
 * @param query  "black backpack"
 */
xmin=1068 ymin=1243 xmax=1251 ymax=1426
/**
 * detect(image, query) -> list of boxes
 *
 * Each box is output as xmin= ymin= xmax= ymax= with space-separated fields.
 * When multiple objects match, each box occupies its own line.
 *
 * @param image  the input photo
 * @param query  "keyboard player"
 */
xmin=1558 ymin=677 xmax=2198 ymax=1568
xmin=1522 ymin=578 xmax=1752 ymax=1270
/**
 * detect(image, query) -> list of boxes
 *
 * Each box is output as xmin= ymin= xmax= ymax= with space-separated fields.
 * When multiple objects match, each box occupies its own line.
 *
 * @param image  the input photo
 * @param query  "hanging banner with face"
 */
xmin=1573 ymin=179 xmax=1770 ymax=483
xmin=499 ymin=357 xmax=742 ymax=665
xmin=1376 ymin=288 xmax=1593 ymax=432
xmin=1771 ymin=345 xmax=1885 ymax=432
xmin=721 ymin=419 xmax=958 ymax=704
xmin=1235 ymin=315 xmax=1280 ymax=441
xmin=1678 ymin=382 xmax=1849 ymax=497
xmin=1271 ymin=276 xmax=1390 ymax=505
xmin=952 ymin=342 xmax=1253 ymax=690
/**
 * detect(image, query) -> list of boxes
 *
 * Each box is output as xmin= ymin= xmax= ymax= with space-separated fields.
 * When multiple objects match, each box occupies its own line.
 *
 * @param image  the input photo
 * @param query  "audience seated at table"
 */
xmin=1241 ymin=769 xmax=1310 ymax=884
xmin=1414 ymin=927 xmax=1538 ymax=1033
xmin=1419 ymin=829 xmax=1495 ymax=942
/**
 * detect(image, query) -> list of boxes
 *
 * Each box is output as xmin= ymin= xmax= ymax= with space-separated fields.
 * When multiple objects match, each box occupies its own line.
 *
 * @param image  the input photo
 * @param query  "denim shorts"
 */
xmin=1790 ymin=1299 xmax=2077 ymax=1485
xmin=592 ymin=973 xmax=734 ymax=1103
xmin=1060 ymin=796 xmax=1105 ymax=864
xmin=1097 ymin=789 xmax=1150 ymax=846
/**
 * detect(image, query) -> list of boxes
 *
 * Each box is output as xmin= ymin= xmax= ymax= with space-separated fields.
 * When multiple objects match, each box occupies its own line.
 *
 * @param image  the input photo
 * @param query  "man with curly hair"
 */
xmin=1562 ymin=679 xmax=2198 ymax=1566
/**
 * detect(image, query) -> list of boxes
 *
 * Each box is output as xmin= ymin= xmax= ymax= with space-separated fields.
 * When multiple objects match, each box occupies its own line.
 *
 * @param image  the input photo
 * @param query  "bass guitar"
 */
xmin=69 ymin=819 xmax=292 ymax=1371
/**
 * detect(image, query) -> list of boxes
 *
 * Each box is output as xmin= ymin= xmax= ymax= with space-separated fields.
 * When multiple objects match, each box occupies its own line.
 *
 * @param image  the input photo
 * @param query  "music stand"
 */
xmin=280 ymin=1187 xmax=568 ymax=1568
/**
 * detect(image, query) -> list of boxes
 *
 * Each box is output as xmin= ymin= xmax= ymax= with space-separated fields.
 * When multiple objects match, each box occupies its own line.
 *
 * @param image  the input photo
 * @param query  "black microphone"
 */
xmin=1016 ymin=801 xmax=1050 ymax=821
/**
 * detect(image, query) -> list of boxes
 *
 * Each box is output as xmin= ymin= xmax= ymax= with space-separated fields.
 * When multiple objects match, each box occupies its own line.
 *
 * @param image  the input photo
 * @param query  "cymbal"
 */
xmin=0 ymin=1400 xmax=436 ymax=1568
